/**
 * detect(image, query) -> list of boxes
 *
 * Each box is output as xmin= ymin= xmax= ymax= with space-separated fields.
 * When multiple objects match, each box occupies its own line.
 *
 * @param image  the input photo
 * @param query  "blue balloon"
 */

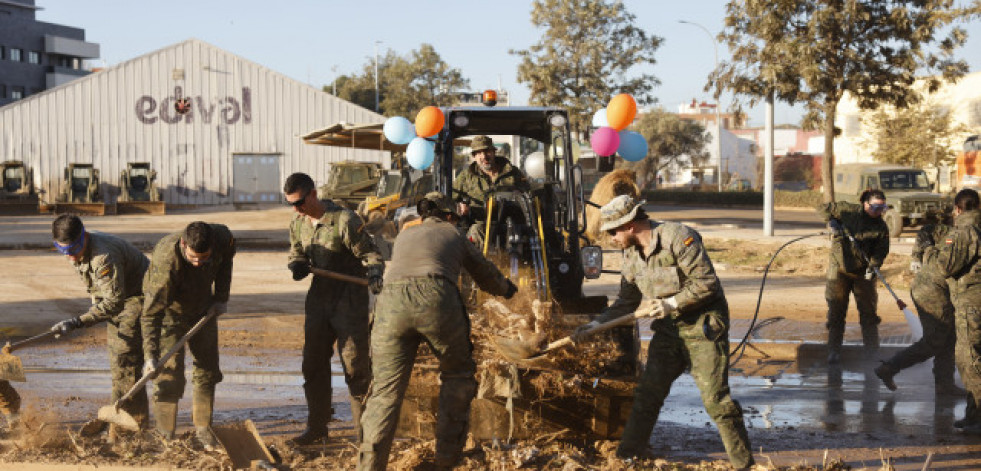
xmin=617 ymin=130 xmax=648 ymax=162
xmin=383 ymin=116 xmax=415 ymax=145
xmin=406 ymin=137 xmax=435 ymax=170
xmin=591 ymin=108 xmax=609 ymax=128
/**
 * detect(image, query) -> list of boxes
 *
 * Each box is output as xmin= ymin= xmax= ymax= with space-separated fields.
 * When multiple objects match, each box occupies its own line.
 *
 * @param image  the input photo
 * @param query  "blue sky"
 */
xmin=38 ymin=0 xmax=981 ymax=127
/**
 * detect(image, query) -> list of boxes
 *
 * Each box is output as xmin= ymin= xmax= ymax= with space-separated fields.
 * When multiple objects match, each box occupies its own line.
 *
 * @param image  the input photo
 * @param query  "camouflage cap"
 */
xmin=470 ymin=135 xmax=495 ymax=154
xmin=599 ymin=194 xmax=647 ymax=232
xmin=422 ymin=191 xmax=455 ymax=213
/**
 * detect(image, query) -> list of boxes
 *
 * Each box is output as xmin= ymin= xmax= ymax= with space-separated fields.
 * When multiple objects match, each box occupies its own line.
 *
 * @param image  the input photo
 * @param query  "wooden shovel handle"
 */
xmin=310 ymin=267 xmax=370 ymax=286
xmin=544 ymin=310 xmax=647 ymax=354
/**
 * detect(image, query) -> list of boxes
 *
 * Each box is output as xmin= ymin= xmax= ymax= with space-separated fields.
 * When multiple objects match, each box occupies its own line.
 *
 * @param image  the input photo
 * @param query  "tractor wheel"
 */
xmin=885 ymin=211 xmax=903 ymax=239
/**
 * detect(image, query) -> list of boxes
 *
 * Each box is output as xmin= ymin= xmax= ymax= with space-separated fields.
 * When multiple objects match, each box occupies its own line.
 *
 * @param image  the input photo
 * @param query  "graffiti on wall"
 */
xmin=135 ymin=86 xmax=252 ymax=125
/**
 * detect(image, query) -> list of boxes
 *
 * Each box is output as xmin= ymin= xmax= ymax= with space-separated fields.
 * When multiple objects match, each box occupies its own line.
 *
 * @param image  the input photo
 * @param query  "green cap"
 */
xmin=422 ymin=191 xmax=454 ymax=213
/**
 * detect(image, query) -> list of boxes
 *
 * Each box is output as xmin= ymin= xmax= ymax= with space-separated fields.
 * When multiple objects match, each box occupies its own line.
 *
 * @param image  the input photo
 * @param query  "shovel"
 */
xmin=0 ymin=331 xmax=59 ymax=382
xmin=94 ymin=308 xmax=220 ymax=433
xmin=495 ymin=310 xmax=647 ymax=361
xmin=310 ymin=267 xmax=369 ymax=286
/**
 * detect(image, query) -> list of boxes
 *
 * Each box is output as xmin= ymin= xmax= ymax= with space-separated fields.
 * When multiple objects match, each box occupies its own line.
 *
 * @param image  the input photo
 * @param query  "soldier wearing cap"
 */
xmin=49 ymin=214 xmax=150 ymax=441
xmin=572 ymin=195 xmax=754 ymax=468
xmin=283 ymin=172 xmax=385 ymax=446
xmin=358 ymin=191 xmax=517 ymax=471
xmin=452 ymin=135 xmax=530 ymax=217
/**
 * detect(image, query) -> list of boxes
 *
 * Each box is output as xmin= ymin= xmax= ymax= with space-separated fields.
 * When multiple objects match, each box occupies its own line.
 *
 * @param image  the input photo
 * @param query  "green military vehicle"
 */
xmin=318 ymin=160 xmax=384 ymax=210
xmin=0 ymin=160 xmax=39 ymax=214
xmin=833 ymin=163 xmax=950 ymax=238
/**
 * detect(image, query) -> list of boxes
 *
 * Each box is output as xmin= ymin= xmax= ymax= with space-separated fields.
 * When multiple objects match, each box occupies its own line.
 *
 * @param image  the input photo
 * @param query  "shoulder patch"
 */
xmin=683 ymin=236 xmax=695 ymax=247
xmin=98 ymin=265 xmax=113 ymax=279
xmin=945 ymin=238 xmax=953 ymax=245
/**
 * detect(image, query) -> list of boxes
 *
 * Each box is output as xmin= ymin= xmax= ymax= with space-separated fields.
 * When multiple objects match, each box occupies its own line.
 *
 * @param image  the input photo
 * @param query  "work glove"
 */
xmin=648 ymin=297 xmax=678 ymax=319
xmin=51 ymin=316 xmax=84 ymax=338
xmin=503 ymin=280 xmax=518 ymax=299
xmin=288 ymin=261 xmax=310 ymax=281
xmin=828 ymin=219 xmax=844 ymax=237
xmin=865 ymin=267 xmax=876 ymax=281
xmin=142 ymin=359 xmax=159 ymax=379
xmin=571 ymin=320 xmax=600 ymax=343
xmin=368 ymin=276 xmax=384 ymax=295
xmin=910 ymin=260 xmax=922 ymax=273
xmin=208 ymin=302 xmax=227 ymax=317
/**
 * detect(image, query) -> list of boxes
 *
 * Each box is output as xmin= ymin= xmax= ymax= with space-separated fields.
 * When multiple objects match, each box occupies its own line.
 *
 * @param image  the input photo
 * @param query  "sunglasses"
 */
xmin=286 ymin=192 xmax=308 ymax=208
xmin=54 ymin=229 xmax=86 ymax=256
xmin=606 ymin=228 xmax=619 ymax=236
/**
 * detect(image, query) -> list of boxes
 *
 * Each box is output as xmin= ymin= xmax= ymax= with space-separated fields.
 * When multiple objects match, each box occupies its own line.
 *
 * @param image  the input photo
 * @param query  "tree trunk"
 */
xmin=821 ymin=103 xmax=837 ymax=204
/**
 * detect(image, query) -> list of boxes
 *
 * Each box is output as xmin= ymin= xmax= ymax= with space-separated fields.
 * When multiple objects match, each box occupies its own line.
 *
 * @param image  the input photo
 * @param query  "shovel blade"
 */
xmin=493 ymin=334 xmax=547 ymax=362
xmin=78 ymin=419 xmax=108 ymax=436
xmin=0 ymin=352 xmax=26 ymax=382
xmin=97 ymin=404 xmax=139 ymax=432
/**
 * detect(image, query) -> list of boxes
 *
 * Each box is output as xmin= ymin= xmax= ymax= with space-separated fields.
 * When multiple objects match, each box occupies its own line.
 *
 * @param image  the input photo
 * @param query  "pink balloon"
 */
xmin=590 ymin=127 xmax=621 ymax=157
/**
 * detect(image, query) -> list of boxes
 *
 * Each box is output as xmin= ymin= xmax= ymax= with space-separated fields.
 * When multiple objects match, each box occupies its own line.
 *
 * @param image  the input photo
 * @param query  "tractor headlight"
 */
xmin=451 ymin=113 xmax=470 ymax=129
xmin=549 ymin=113 xmax=567 ymax=127
xmin=581 ymin=245 xmax=603 ymax=279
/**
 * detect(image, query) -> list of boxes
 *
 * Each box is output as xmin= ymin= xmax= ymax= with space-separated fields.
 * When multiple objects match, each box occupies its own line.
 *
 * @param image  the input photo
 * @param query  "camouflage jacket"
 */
xmin=72 ymin=232 xmax=149 ymax=325
xmin=384 ymin=216 xmax=511 ymax=296
xmin=288 ymin=200 xmax=383 ymax=280
xmin=452 ymin=157 xmax=530 ymax=206
xmin=925 ymin=209 xmax=981 ymax=297
xmin=142 ymin=224 xmax=235 ymax=358
xmin=911 ymin=223 xmax=952 ymax=288
xmin=597 ymin=221 xmax=726 ymax=334
xmin=818 ymin=201 xmax=890 ymax=275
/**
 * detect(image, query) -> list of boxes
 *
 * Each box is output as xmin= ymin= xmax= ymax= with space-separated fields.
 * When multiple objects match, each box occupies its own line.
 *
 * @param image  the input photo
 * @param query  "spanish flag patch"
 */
xmin=683 ymin=236 xmax=695 ymax=247
xmin=945 ymin=238 xmax=953 ymax=245
xmin=98 ymin=266 xmax=112 ymax=278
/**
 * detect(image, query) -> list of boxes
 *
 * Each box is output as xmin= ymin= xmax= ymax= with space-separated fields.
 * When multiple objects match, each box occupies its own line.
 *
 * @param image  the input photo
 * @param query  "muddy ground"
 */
xmin=0 ymin=207 xmax=977 ymax=470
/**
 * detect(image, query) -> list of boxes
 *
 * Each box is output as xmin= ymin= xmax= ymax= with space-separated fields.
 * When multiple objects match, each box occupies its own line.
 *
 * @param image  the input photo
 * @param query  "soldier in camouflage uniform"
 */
xmin=49 ymin=215 xmax=149 ymax=439
xmin=573 ymin=195 xmax=753 ymax=469
xmin=0 ymin=380 xmax=20 ymax=430
xmin=453 ymin=135 xmax=530 ymax=217
xmin=874 ymin=222 xmax=964 ymax=396
xmin=283 ymin=172 xmax=384 ymax=446
xmin=818 ymin=189 xmax=890 ymax=364
xmin=358 ymin=192 xmax=516 ymax=471
xmin=923 ymin=189 xmax=981 ymax=433
xmin=141 ymin=222 xmax=235 ymax=449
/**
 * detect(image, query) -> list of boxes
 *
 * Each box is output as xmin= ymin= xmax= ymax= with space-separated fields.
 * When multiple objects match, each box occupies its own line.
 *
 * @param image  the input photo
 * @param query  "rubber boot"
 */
xmin=827 ymin=327 xmax=844 ymax=365
xmin=936 ymin=381 xmax=967 ymax=397
xmin=154 ymin=401 xmax=179 ymax=440
xmin=192 ymin=390 xmax=218 ymax=451
xmin=290 ymin=396 xmax=329 ymax=446
xmin=862 ymin=325 xmax=880 ymax=357
xmin=874 ymin=362 xmax=898 ymax=391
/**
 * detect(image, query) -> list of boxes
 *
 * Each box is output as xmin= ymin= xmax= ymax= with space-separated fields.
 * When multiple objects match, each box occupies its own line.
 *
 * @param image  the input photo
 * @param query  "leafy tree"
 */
xmin=861 ymin=99 xmax=968 ymax=168
xmin=627 ymin=109 xmax=711 ymax=187
xmin=510 ymin=0 xmax=662 ymax=137
xmin=713 ymin=0 xmax=979 ymax=202
xmin=325 ymin=44 xmax=470 ymax=117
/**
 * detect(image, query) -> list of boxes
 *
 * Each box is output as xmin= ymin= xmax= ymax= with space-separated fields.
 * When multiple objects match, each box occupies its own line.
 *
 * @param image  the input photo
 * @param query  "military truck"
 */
xmin=55 ymin=163 xmax=105 ymax=215
xmin=318 ymin=161 xmax=384 ymax=210
xmin=0 ymin=160 xmax=39 ymax=214
xmin=117 ymin=162 xmax=165 ymax=214
xmin=833 ymin=163 xmax=950 ymax=238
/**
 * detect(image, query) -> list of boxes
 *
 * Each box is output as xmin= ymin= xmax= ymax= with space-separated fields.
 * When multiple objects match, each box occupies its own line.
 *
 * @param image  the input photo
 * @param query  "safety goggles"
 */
xmin=868 ymin=203 xmax=887 ymax=212
xmin=53 ymin=229 xmax=86 ymax=256
xmin=285 ymin=192 xmax=308 ymax=208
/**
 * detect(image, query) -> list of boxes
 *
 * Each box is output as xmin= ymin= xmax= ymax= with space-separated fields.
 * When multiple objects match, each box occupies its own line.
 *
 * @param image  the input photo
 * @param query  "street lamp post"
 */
xmin=331 ymin=65 xmax=339 ymax=96
xmin=374 ymin=40 xmax=382 ymax=113
xmin=679 ymin=20 xmax=723 ymax=192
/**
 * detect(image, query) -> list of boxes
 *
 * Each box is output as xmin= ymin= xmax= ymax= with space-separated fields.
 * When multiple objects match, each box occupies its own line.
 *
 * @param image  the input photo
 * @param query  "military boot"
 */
xmin=154 ymin=401 xmax=179 ymax=440
xmin=936 ymin=382 xmax=968 ymax=397
xmin=874 ymin=362 xmax=898 ymax=391
xmin=289 ymin=398 xmax=329 ymax=446
xmin=192 ymin=390 xmax=218 ymax=451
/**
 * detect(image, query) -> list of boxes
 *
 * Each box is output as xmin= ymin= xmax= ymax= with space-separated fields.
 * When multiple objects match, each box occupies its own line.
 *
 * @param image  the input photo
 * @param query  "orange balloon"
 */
xmin=606 ymin=94 xmax=637 ymax=131
xmin=415 ymin=106 xmax=445 ymax=137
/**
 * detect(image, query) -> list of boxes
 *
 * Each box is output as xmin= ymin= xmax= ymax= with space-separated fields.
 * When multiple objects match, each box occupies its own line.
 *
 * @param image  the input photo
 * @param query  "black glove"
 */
xmin=503 ymin=280 xmax=518 ymax=299
xmin=916 ymin=231 xmax=935 ymax=249
xmin=368 ymin=276 xmax=384 ymax=295
xmin=51 ymin=316 xmax=84 ymax=338
xmin=828 ymin=219 xmax=844 ymax=237
xmin=288 ymin=261 xmax=310 ymax=281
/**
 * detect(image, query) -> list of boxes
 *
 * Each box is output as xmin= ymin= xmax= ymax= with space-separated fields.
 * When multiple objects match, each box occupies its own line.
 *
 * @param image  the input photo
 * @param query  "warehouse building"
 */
xmin=0 ymin=38 xmax=387 ymax=205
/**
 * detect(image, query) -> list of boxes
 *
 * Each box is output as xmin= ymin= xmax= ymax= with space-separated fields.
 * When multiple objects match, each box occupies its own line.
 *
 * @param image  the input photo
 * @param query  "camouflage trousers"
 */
xmin=954 ymin=295 xmax=981 ymax=423
xmin=825 ymin=273 xmax=880 ymax=353
xmin=152 ymin=311 xmax=222 ymax=403
xmin=302 ymin=279 xmax=372 ymax=431
xmin=618 ymin=309 xmax=753 ymax=469
xmin=883 ymin=281 xmax=955 ymax=385
xmin=109 ymin=296 xmax=149 ymax=425
xmin=359 ymin=277 xmax=477 ymax=471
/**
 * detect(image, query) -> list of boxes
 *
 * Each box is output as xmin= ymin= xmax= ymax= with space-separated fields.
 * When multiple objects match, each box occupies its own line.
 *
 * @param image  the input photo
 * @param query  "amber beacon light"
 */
xmin=482 ymin=90 xmax=497 ymax=107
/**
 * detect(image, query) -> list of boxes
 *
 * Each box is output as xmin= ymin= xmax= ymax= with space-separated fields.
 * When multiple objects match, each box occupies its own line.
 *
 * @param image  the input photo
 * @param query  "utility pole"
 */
xmin=679 ymin=20 xmax=723 ymax=192
xmin=331 ymin=65 xmax=339 ymax=96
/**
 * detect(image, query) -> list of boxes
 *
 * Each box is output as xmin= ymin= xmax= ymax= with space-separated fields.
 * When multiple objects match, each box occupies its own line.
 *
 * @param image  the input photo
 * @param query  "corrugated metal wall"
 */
xmin=0 ymin=39 xmax=387 ymax=205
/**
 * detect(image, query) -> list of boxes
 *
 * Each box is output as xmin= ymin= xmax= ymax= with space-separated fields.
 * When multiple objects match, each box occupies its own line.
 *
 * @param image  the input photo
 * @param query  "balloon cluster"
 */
xmin=382 ymin=106 xmax=445 ymax=170
xmin=590 ymin=94 xmax=647 ymax=162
